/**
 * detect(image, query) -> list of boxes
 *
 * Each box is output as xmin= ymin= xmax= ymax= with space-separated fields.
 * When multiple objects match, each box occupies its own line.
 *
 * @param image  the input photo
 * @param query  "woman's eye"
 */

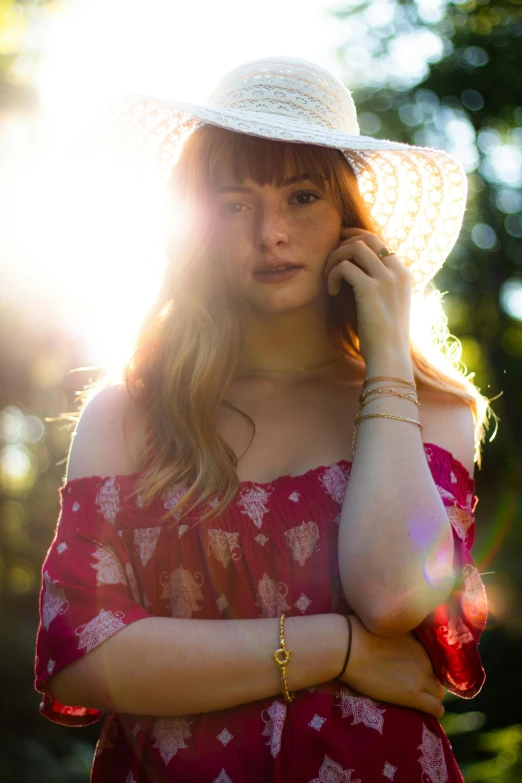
xmin=291 ymin=191 xmax=320 ymax=205
xmin=220 ymin=202 xmax=248 ymax=215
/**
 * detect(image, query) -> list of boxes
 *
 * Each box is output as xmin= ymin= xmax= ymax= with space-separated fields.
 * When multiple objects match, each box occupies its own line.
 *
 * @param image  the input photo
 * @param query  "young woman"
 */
xmin=35 ymin=57 xmax=491 ymax=782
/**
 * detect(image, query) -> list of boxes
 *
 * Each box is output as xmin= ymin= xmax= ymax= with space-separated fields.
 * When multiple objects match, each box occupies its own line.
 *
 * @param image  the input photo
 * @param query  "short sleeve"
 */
xmin=34 ymin=477 xmax=152 ymax=726
xmin=413 ymin=444 xmax=487 ymax=699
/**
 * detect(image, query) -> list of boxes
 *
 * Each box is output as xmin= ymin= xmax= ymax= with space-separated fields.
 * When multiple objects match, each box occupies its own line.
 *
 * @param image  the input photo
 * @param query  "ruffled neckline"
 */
xmin=61 ymin=441 xmax=473 ymax=491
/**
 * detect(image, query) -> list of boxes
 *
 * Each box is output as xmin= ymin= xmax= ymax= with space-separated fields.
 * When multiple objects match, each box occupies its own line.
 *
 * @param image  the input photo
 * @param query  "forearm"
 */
xmin=339 ymin=349 xmax=455 ymax=635
xmin=50 ymin=613 xmax=347 ymax=716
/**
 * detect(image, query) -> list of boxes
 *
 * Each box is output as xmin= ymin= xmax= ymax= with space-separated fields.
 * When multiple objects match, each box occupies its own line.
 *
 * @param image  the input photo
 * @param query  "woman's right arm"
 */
xmin=50 ymin=612 xmax=444 ymax=719
xmin=50 ymin=613 xmax=346 ymax=715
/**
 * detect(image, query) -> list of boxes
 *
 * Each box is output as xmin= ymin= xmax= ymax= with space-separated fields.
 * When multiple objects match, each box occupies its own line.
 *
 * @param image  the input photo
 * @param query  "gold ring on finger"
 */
xmin=378 ymin=247 xmax=396 ymax=259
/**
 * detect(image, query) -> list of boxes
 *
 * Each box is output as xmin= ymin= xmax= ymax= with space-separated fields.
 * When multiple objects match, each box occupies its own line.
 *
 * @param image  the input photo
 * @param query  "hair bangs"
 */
xmin=203 ymin=126 xmax=339 ymax=191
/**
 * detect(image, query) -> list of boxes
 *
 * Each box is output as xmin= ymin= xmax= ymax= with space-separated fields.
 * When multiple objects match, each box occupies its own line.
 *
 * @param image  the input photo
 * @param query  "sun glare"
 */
xmin=2 ymin=0 xmax=340 ymax=374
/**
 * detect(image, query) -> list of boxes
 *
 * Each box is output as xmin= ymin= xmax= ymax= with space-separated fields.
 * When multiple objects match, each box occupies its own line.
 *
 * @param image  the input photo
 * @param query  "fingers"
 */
xmin=423 ymin=675 xmax=446 ymax=702
xmin=335 ymin=228 xmax=408 ymax=278
xmin=327 ymin=258 xmax=367 ymax=295
xmin=417 ymin=692 xmax=445 ymax=721
xmin=326 ymin=240 xmax=391 ymax=281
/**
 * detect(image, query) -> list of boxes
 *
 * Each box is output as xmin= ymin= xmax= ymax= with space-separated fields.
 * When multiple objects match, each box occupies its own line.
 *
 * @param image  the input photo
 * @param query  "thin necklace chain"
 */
xmin=236 ymin=353 xmax=347 ymax=374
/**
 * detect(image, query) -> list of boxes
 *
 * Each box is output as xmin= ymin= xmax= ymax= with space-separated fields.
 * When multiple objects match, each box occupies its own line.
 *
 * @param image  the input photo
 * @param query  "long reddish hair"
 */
xmin=70 ymin=125 xmax=496 ymax=526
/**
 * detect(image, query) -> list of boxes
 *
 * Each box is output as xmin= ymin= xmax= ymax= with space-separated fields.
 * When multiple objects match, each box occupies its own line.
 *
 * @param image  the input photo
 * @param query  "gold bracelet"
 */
xmin=274 ymin=613 xmax=295 ymax=703
xmin=351 ymin=413 xmax=423 ymax=457
xmin=359 ymin=388 xmax=420 ymax=407
xmin=363 ymin=375 xmax=416 ymax=390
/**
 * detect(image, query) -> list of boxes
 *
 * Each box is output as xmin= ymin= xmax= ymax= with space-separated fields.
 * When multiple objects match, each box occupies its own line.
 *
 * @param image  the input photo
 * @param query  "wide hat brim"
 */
xmin=98 ymin=92 xmax=468 ymax=292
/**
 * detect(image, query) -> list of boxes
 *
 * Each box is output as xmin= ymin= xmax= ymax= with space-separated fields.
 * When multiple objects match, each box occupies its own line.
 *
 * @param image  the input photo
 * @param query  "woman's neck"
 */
xmin=237 ymin=299 xmax=348 ymax=375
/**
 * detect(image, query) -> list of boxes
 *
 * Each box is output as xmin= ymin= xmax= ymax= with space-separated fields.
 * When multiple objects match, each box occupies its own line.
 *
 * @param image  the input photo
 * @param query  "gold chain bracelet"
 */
xmin=363 ymin=375 xmax=416 ymax=390
xmin=351 ymin=376 xmax=420 ymax=458
xmin=274 ymin=613 xmax=295 ymax=703
xmin=351 ymin=413 xmax=423 ymax=458
xmin=359 ymin=387 xmax=420 ymax=408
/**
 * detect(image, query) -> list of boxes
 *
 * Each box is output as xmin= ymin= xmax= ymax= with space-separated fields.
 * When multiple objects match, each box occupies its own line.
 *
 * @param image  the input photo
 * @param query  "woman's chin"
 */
xmin=244 ymin=287 xmax=328 ymax=315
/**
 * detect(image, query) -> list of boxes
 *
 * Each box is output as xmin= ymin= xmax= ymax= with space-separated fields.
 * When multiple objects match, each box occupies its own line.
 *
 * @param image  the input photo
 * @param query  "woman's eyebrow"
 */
xmin=214 ymin=173 xmax=315 ymax=194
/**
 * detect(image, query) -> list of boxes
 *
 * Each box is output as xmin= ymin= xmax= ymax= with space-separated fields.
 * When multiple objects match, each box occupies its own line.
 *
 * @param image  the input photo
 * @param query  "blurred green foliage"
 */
xmin=332 ymin=0 xmax=522 ymax=780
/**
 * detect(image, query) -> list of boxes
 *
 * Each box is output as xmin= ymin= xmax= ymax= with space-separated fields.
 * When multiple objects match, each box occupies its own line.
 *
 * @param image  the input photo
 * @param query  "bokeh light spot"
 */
xmin=8 ymin=563 xmax=35 ymax=595
xmin=471 ymin=223 xmax=497 ymax=250
xmin=0 ymin=406 xmax=25 ymax=444
xmin=461 ymin=89 xmax=484 ymax=112
xmin=500 ymin=280 xmax=522 ymax=321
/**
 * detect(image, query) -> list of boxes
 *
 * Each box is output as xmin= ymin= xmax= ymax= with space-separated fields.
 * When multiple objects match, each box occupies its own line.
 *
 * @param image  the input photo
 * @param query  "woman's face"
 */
xmin=211 ymin=166 xmax=344 ymax=313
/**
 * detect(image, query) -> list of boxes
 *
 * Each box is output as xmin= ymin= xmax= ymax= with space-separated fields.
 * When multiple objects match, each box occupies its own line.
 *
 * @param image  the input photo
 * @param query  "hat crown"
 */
xmin=207 ymin=56 xmax=360 ymax=136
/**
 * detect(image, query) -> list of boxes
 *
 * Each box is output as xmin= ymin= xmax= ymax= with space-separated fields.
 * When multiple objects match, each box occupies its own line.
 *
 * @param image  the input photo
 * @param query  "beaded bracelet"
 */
xmin=274 ymin=614 xmax=295 ymax=702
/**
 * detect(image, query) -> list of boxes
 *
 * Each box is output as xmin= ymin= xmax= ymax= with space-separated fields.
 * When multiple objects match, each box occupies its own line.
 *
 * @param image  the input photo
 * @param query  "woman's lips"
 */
xmin=253 ymin=267 xmax=303 ymax=283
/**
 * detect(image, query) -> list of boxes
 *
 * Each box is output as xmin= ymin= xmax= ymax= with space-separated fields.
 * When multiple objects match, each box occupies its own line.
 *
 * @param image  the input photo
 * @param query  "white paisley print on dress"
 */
xmin=95 ymin=478 xmax=121 ymax=524
xmin=463 ymin=564 xmax=487 ymax=617
xmin=294 ymin=593 xmax=312 ymax=613
xmin=446 ymin=506 xmax=474 ymax=542
xmin=90 ymin=545 xmax=127 ymax=586
xmin=261 ymin=700 xmax=287 ymax=758
xmin=152 ymin=716 xmax=192 ymax=766
xmin=134 ymin=526 xmax=161 ymax=567
xmin=254 ymin=572 xmax=291 ymax=618
xmin=216 ymin=593 xmax=229 ymax=613
xmin=163 ymin=483 xmax=190 ymax=520
xmin=213 ymin=771 xmax=233 ymax=783
xmin=445 ymin=669 xmax=471 ymax=692
xmin=382 ymin=761 xmax=397 ymax=779
xmin=207 ymin=529 xmax=242 ymax=568
xmin=236 ymin=485 xmax=273 ymax=529
xmin=75 ymin=608 xmax=126 ymax=652
xmin=309 ymin=754 xmax=362 ymax=783
xmin=42 ymin=571 xmax=69 ymax=630
xmin=288 ymin=490 xmax=300 ymax=503
xmin=319 ymin=463 xmax=350 ymax=505
xmin=216 ymin=727 xmax=233 ymax=746
xmin=160 ymin=564 xmax=204 ymax=618
xmin=439 ymin=615 xmax=474 ymax=647
xmin=309 ymin=714 xmax=326 ymax=731
xmin=417 ymin=723 xmax=448 ymax=783
xmin=335 ymin=686 xmax=386 ymax=734
xmin=284 ymin=520 xmax=320 ymax=566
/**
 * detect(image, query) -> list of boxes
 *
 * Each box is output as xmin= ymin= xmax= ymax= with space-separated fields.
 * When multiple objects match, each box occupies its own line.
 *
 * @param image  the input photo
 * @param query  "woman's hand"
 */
xmin=324 ymin=227 xmax=412 ymax=363
xmin=341 ymin=614 xmax=445 ymax=720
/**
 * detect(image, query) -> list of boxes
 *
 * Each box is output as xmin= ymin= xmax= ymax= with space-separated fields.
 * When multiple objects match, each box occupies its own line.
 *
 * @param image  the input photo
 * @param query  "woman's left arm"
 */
xmin=339 ymin=391 xmax=474 ymax=637
xmin=326 ymin=228 xmax=468 ymax=637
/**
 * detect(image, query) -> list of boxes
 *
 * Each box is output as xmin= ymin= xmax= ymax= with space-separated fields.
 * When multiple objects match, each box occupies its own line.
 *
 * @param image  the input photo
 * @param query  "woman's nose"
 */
xmin=255 ymin=207 xmax=289 ymax=249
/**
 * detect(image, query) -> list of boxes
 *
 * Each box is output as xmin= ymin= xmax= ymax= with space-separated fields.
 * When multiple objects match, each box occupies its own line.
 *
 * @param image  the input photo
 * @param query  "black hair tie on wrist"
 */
xmin=337 ymin=615 xmax=353 ymax=680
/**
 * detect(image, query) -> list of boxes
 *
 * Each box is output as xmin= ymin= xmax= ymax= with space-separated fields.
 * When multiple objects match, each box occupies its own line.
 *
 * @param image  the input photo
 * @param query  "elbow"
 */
xmin=364 ymin=607 xmax=429 ymax=637
xmin=364 ymin=576 xmax=457 ymax=638
xmin=48 ymin=670 xmax=77 ymax=707
xmin=48 ymin=663 xmax=107 ymax=712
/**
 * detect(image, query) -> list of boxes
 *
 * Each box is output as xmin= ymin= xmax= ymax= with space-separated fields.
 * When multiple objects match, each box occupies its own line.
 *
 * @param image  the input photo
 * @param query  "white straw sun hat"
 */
xmin=99 ymin=55 xmax=467 ymax=291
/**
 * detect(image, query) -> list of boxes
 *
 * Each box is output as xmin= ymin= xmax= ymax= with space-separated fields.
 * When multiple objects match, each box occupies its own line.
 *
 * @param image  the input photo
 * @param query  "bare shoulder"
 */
xmin=65 ymin=382 xmax=149 ymax=482
xmin=418 ymin=385 xmax=476 ymax=478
